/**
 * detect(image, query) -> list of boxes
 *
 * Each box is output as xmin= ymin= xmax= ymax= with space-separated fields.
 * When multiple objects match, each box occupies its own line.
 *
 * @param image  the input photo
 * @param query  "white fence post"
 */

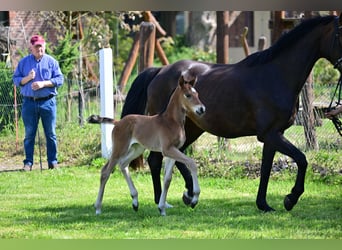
xmin=99 ymin=48 xmax=114 ymax=158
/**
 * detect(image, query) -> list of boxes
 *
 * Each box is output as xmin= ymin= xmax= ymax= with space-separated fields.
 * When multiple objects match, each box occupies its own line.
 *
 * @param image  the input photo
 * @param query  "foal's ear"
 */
xmin=179 ymin=75 xmax=186 ymax=87
xmin=179 ymin=75 xmax=197 ymax=87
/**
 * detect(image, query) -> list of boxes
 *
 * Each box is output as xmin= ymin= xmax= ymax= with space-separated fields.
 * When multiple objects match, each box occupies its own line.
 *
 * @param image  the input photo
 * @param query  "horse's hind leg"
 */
xmin=158 ymin=157 xmax=175 ymax=216
xmin=147 ymin=151 xmax=164 ymax=204
xmin=273 ymin=134 xmax=307 ymax=211
xmin=94 ymin=159 xmax=117 ymax=215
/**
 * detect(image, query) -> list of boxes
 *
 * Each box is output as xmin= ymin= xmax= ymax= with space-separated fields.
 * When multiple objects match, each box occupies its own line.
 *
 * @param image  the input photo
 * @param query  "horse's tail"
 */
xmin=121 ymin=66 xmax=162 ymax=169
xmin=87 ymin=114 xmax=115 ymax=124
xmin=121 ymin=67 xmax=162 ymax=118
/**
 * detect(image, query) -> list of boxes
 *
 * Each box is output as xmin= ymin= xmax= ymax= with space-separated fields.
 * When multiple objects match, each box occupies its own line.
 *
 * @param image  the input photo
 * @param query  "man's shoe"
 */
xmin=48 ymin=163 xmax=59 ymax=169
xmin=22 ymin=164 xmax=32 ymax=171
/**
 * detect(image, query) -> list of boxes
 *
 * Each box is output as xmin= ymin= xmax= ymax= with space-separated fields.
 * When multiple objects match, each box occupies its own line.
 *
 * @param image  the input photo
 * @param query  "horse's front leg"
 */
xmin=274 ymin=134 xmax=307 ymax=211
xmin=258 ymin=132 xmax=307 ymax=212
xmin=256 ymin=142 xmax=276 ymax=212
xmin=158 ymin=157 xmax=175 ymax=216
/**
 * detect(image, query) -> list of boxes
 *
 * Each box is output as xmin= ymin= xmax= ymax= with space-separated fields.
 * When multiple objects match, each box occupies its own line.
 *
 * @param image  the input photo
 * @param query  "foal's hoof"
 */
xmin=158 ymin=207 xmax=166 ymax=216
xmin=284 ymin=195 xmax=296 ymax=211
xmin=132 ymin=203 xmax=139 ymax=212
xmin=182 ymin=192 xmax=192 ymax=206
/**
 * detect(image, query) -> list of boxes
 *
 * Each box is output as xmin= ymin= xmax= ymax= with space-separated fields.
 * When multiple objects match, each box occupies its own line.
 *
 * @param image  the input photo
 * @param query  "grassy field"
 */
xmin=0 ymin=165 xmax=341 ymax=239
xmin=0 ymin=100 xmax=341 ymax=240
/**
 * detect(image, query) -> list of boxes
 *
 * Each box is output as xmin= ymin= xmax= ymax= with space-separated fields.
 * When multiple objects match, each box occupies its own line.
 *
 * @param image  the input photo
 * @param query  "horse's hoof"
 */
xmin=132 ymin=204 xmax=139 ymax=212
xmin=263 ymin=207 xmax=275 ymax=213
xmin=284 ymin=195 xmax=296 ymax=211
xmin=190 ymin=201 xmax=198 ymax=209
xmin=257 ymin=202 xmax=275 ymax=212
xmin=182 ymin=192 xmax=192 ymax=206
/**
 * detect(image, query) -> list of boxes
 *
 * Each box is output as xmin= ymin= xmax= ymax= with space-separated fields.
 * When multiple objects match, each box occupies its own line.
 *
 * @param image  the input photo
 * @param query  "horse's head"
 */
xmin=323 ymin=13 xmax=342 ymax=72
xmin=178 ymin=75 xmax=206 ymax=116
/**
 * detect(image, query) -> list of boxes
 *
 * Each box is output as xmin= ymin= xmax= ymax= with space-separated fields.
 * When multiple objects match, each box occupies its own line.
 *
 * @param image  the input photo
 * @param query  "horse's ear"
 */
xmin=189 ymin=76 xmax=197 ymax=87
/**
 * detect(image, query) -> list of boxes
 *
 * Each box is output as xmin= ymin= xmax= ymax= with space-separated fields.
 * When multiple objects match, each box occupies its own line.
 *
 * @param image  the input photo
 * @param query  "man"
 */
xmin=13 ymin=35 xmax=64 ymax=171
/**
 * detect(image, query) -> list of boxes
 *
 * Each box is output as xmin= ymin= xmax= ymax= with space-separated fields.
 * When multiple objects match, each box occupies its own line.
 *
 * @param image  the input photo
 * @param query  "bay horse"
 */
xmin=88 ymin=75 xmax=205 ymax=216
xmin=121 ymin=14 xmax=342 ymax=212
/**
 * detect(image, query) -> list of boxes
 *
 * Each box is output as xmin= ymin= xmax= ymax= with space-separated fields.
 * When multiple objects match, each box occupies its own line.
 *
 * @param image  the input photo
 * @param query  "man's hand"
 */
xmin=28 ymin=69 xmax=35 ymax=80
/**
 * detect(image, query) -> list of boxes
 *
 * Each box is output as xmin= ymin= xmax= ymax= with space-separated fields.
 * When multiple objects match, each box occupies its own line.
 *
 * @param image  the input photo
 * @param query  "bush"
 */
xmin=0 ymin=62 xmax=20 ymax=131
xmin=313 ymin=58 xmax=339 ymax=86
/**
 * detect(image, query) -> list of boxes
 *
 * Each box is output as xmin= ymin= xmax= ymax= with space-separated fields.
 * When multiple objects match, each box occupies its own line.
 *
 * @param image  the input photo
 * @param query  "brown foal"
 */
xmin=88 ymin=75 xmax=205 ymax=216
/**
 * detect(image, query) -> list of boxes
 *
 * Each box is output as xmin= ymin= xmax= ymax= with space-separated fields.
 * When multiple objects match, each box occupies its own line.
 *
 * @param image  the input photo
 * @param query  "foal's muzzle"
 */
xmin=195 ymin=105 xmax=206 ymax=116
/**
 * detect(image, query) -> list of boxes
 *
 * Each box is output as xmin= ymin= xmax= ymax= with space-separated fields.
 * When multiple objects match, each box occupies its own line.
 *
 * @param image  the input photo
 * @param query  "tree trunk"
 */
xmin=301 ymin=11 xmax=318 ymax=150
xmin=216 ymin=11 xmax=229 ymax=64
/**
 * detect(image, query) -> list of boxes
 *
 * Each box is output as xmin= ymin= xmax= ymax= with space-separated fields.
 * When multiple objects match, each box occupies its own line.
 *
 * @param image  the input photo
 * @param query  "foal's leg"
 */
xmin=148 ymin=122 xmax=203 ymax=206
xmin=119 ymin=144 xmax=145 ymax=211
xmin=163 ymin=147 xmax=200 ymax=208
xmin=158 ymin=157 xmax=176 ymax=216
xmin=94 ymin=159 xmax=117 ymax=215
xmin=148 ymin=151 xmax=192 ymax=207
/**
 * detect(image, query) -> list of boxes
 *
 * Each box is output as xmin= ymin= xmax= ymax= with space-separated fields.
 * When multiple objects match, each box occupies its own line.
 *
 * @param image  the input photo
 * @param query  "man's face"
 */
xmin=31 ymin=44 xmax=45 ymax=59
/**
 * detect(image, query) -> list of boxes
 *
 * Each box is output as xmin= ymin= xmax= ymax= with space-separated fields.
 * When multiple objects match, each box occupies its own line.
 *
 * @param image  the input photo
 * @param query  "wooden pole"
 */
xmin=155 ymin=38 xmax=169 ymax=65
xmin=216 ymin=11 xmax=229 ymax=64
xmin=143 ymin=11 xmax=167 ymax=36
xmin=139 ymin=22 xmax=156 ymax=72
xmin=241 ymin=27 xmax=250 ymax=57
xmin=118 ymin=32 xmax=140 ymax=91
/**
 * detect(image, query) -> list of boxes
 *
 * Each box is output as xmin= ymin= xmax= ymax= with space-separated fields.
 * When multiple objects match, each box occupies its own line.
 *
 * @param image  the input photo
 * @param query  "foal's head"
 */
xmin=178 ymin=75 xmax=206 ymax=116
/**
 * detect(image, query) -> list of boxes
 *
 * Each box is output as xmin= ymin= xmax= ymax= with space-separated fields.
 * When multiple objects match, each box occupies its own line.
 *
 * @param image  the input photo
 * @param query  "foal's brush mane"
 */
xmin=242 ymin=15 xmax=336 ymax=67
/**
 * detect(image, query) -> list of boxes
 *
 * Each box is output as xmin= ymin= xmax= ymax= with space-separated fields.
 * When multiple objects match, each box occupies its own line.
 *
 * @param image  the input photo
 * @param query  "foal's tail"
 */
xmin=87 ymin=114 xmax=115 ymax=124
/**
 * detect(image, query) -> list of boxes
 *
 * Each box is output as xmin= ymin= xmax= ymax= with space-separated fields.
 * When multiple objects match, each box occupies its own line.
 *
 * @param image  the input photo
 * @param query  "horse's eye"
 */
xmin=184 ymin=94 xmax=192 ymax=98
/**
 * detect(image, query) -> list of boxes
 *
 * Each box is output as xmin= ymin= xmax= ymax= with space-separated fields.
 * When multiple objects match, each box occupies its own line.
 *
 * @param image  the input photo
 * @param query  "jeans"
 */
xmin=22 ymin=96 xmax=58 ymax=167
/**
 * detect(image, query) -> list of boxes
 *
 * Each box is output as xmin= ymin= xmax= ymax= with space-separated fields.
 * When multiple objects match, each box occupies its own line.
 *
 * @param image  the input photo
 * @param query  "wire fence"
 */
xmin=1 ymin=69 xmax=342 ymax=166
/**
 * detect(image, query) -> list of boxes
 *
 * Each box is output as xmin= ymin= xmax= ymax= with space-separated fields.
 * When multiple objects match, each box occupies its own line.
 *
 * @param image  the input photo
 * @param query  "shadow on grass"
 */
xmin=21 ymin=193 xmax=341 ymax=238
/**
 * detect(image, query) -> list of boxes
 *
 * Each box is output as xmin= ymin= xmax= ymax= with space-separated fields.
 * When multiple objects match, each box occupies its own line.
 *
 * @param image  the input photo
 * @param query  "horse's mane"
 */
xmin=240 ymin=15 xmax=336 ymax=67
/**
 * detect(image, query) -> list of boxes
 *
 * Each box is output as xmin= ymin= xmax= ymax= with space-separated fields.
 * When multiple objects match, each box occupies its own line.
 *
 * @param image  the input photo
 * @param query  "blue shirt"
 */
xmin=13 ymin=54 xmax=64 ymax=98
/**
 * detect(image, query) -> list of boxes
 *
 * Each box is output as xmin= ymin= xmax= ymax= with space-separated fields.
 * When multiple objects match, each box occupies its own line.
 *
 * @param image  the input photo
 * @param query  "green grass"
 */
xmin=0 ymin=166 xmax=341 ymax=239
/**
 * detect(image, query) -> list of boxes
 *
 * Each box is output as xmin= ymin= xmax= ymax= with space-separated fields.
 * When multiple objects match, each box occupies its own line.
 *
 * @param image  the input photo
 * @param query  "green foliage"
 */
xmin=46 ymin=31 xmax=80 ymax=77
xmin=0 ymin=62 xmax=19 ymax=131
xmin=159 ymin=34 xmax=217 ymax=64
xmin=90 ymin=157 xmax=107 ymax=169
xmin=313 ymin=58 xmax=340 ymax=86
